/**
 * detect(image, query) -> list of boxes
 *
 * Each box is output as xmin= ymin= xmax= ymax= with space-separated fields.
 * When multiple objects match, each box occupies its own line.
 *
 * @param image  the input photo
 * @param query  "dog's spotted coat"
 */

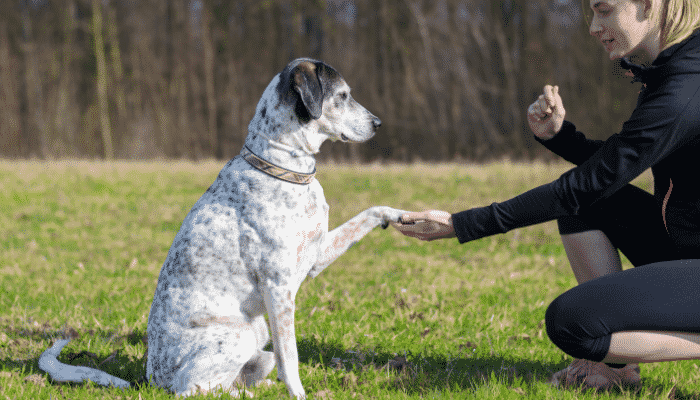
xmin=39 ymin=58 xmax=404 ymax=398
xmin=146 ymin=58 xmax=405 ymax=398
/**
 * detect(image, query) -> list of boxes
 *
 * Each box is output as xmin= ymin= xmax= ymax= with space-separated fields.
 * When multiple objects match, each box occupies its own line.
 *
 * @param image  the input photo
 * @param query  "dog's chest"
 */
xmin=152 ymin=159 xmax=330 ymax=321
xmin=286 ymin=180 xmax=329 ymax=276
xmin=208 ymin=161 xmax=329 ymax=275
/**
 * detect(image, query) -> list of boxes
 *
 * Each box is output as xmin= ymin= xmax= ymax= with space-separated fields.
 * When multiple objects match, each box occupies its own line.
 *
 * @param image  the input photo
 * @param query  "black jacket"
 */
xmin=452 ymin=29 xmax=700 ymax=254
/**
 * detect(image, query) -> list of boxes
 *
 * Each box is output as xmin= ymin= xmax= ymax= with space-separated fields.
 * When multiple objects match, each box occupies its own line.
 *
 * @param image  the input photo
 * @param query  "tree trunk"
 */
xmin=92 ymin=0 xmax=114 ymax=160
xmin=106 ymin=0 xmax=126 ymax=134
xmin=0 ymin=22 xmax=22 ymax=157
xmin=201 ymin=4 xmax=218 ymax=158
xmin=21 ymin=0 xmax=47 ymax=158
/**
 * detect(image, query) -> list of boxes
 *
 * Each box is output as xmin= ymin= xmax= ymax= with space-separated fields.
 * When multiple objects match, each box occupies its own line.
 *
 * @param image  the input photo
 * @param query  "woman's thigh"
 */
xmin=557 ymin=184 xmax=677 ymax=266
xmin=545 ymin=260 xmax=700 ymax=362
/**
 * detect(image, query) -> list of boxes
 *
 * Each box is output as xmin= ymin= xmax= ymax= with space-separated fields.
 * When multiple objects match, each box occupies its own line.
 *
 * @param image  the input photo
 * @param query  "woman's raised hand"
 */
xmin=527 ymin=85 xmax=565 ymax=140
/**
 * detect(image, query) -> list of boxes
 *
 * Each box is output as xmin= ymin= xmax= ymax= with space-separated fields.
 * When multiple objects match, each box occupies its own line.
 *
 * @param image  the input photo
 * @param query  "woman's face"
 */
xmin=589 ymin=0 xmax=661 ymax=60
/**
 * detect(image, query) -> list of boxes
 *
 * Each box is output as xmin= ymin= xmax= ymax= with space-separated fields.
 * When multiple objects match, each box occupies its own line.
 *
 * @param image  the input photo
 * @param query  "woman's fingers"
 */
xmin=527 ymin=85 xmax=564 ymax=139
xmin=531 ymin=95 xmax=552 ymax=121
xmin=398 ymin=211 xmax=424 ymax=224
xmin=534 ymin=85 xmax=563 ymax=120
xmin=527 ymin=103 xmax=548 ymax=127
xmin=538 ymin=94 xmax=552 ymax=116
xmin=546 ymin=85 xmax=560 ymax=110
xmin=527 ymin=102 xmax=538 ymax=120
xmin=551 ymin=84 xmax=559 ymax=99
xmin=544 ymin=85 xmax=554 ymax=108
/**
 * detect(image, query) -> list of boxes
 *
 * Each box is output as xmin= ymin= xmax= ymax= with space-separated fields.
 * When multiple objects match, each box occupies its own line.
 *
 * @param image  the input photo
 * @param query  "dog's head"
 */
xmin=276 ymin=58 xmax=381 ymax=144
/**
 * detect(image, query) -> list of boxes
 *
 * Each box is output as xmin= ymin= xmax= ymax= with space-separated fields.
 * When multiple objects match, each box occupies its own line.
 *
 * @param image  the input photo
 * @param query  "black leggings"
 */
xmin=546 ymin=260 xmax=700 ymax=363
xmin=546 ymin=184 xmax=700 ymax=364
xmin=557 ymin=184 xmax=678 ymax=266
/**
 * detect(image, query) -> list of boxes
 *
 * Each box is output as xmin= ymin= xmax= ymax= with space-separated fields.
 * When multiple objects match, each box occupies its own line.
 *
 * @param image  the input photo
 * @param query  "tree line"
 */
xmin=0 ymin=0 xmax=643 ymax=162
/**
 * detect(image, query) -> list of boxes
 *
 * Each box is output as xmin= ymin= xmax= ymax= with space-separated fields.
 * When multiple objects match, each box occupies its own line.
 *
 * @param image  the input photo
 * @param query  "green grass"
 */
xmin=0 ymin=159 xmax=698 ymax=399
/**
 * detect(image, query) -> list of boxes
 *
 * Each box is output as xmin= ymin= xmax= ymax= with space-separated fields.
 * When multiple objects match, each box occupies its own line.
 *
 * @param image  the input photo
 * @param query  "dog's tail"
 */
xmin=39 ymin=339 xmax=131 ymax=389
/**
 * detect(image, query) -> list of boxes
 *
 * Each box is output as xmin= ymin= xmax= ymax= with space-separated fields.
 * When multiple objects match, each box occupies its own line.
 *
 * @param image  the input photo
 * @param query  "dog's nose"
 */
xmin=372 ymin=117 xmax=382 ymax=130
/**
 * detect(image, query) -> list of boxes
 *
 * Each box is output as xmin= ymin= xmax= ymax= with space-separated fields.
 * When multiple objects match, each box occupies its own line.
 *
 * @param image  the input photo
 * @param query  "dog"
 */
xmin=39 ymin=58 xmax=405 ymax=398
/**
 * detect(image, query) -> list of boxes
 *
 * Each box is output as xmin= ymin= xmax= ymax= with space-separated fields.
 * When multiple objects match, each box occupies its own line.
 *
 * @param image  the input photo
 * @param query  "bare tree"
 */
xmin=92 ymin=0 xmax=114 ymax=159
xmin=0 ymin=21 xmax=23 ymax=157
xmin=0 ymin=0 xmax=640 ymax=162
xmin=19 ymin=0 xmax=47 ymax=158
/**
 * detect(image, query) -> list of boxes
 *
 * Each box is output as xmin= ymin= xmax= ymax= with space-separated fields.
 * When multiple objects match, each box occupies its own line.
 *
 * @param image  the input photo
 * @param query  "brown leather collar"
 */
xmin=241 ymin=146 xmax=316 ymax=185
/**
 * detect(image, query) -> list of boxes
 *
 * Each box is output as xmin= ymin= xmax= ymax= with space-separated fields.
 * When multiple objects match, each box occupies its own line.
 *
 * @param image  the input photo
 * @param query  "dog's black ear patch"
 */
xmin=292 ymin=61 xmax=323 ymax=120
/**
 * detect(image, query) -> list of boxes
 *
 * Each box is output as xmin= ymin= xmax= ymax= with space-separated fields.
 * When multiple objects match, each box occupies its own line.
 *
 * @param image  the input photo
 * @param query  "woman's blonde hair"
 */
xmin=582 ymin=0 xmax=700 ymax=49
xmin=659 ymin=0 xmax=700 ymax=48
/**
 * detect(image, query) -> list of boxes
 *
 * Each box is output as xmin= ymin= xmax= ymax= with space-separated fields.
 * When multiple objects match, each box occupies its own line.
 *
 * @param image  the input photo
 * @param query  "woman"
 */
xmin=393 ymin=0 xmax=700 ymax=391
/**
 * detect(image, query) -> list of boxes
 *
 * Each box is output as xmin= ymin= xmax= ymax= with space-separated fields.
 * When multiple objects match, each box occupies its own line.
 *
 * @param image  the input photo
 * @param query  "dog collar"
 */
xmin=241 ymin=146 xmax=316 ymax=185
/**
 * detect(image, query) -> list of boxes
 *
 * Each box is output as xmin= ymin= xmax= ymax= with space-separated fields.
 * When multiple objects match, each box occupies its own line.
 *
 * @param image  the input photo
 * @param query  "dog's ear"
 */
xmin=292 ymin=61 xmax=323 ymax=120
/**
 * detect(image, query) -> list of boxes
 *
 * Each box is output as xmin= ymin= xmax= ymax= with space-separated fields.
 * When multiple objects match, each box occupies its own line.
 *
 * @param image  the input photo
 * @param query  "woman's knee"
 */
xmin=544 ymin=294 xmax=577 ymax=355
xmin=545 ymin=291 xmax=612 ymax=362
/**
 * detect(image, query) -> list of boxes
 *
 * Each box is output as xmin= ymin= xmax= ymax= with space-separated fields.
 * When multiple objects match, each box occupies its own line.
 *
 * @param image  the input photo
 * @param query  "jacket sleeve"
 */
xmin=535 ymin=121 xmax=606 ymax=166
xmin=452 ymin=79 xmax=700 ymax=244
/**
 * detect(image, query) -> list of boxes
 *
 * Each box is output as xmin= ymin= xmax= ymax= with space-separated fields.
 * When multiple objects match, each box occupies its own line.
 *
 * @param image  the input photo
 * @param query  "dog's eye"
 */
xmin=339 ymin=92 xmax=348 ymax=101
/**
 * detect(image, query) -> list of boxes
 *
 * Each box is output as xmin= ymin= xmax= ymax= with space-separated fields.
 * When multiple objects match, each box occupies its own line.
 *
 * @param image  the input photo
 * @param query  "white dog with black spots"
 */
xmin=40 ymin=58 xmax=405 ymax=398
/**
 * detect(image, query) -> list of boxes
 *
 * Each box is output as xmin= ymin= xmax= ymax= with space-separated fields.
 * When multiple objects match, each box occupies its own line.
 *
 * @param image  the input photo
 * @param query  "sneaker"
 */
xmin=550 ymin=359 xmax=641 ymax=391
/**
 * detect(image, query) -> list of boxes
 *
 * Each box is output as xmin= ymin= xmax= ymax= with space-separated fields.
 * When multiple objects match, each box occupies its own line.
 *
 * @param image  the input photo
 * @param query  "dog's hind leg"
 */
xmin=172 ymin=352 xmax=251 ymax=398
xmin=170 ymin=321 xmax=263 ymax=398
xmin=240 ymin=350 xmax=276 ymax=387
xmin=240 ymin=315 xmax=276 ymax=388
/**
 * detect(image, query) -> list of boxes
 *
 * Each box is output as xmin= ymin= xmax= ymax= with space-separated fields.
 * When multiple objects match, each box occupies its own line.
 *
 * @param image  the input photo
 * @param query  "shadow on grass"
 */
xmin=6 ymin=327 xmax=698 ymax=398
xmin=4 ymin=327 xmax=562 ymax=394
xmin=0 ymin=325 xmax=148 ymax=385
xmin=295 ymin=334 xmax=567 ymax=394
xmin=636 ymin=377 xmax=700 ymax=400
xmin=296 ymin=335 xmax=700 ymax=397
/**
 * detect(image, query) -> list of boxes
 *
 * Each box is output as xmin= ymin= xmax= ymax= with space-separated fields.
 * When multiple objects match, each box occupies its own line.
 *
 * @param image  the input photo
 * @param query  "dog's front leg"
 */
xmin=263 ymin=283 xmax=305 ymax=399
xmin=309 ymin=206 xmax=405 ymax=277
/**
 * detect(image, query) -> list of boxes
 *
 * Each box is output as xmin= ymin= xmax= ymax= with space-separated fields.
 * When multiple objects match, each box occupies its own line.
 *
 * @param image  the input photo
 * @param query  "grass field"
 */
xmin=0 ymin=159 xmax=698 ymax=399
